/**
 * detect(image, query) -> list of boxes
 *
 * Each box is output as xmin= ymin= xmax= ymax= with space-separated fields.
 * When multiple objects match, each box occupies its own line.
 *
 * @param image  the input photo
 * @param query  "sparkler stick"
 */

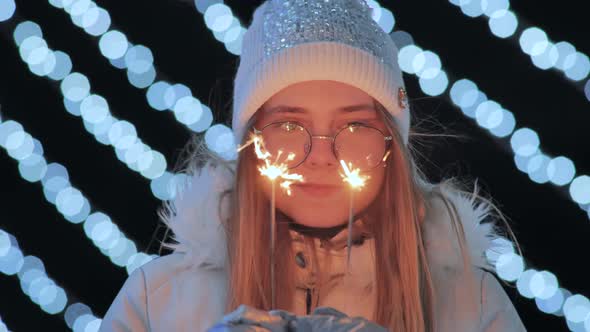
xmin=270 ymin=178 xmax=276 ymax=309
xmin=339 ymin=160 xmax=369 ymax=274
xmin=237 ymin=133 xmax=303 ymax=309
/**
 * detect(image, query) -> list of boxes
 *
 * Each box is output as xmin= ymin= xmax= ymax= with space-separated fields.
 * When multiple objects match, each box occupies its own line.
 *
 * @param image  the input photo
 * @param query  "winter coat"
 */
xmin=98 ymin=164 xmax=527 ymax=331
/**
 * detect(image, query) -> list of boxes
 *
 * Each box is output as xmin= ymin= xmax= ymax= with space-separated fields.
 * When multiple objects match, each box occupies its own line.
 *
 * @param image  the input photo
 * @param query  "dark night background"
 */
xmin=1 ymin=0 xmax=589 ymax=331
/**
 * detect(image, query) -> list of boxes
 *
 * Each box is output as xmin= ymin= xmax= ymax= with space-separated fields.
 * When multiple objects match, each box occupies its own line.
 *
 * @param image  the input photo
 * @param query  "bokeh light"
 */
xmin=124 ymin=45 xmax=154 ymax=74
xmin=173 ymin=96 xmax=203 ymax=126
xmin=72 ymin=313 xmax=102 ymax=332
xmin=65 ymin=303 xmax=93 ymax=329
xmin=481 ymin=0 xmax=510 ymax=17
xmin=535 ymin=288 xmax=565 ymax=314
xmin=18 ymin=153 xmax=48 ymax=183
xmin=547 ymin=156 xmax=576 ymax=186
xmin=137 ymin=150 xmax=167 ymax=179
xmin=564 ymin=52 xmax=590 ymax=81
xmin=98 ymin=30 xmax=128 ymax=59
xmin=531 ymin=42 xmax=559 ymax=70
xmin=390 ymin=30 xmax=414 ymax=49
xmin=0 ymin=317 xmax=8 ymax=332
xmin=398 ymin=45 xmax=423 ymax=74
xmin=510 ymin=128 xmax=540 ymax=157
xmin=14 ymin=21 xmax=42 ymax=46
xmin=19 ymin=36 xmax=48 ymax=65
xmin=569 ymin=176 xmax=590 ymax=205
xmin=150 ymin=171 xmax=178 ymax=200
xmin=61 ymin=72 xmax=91 ymax=102
xmin=460 ymin=0 xmax=484 ymax=17
xmin=0 ymin=228 xmax=91 ymax=317
xmin=204 ymin=3 xmax=233 ymax=32
xmin=127 ymin=65 xmax=156 ymax=89
xmin=488 ymin=10 xmax=517 ymax=38
xmin=520 ymin=27 xmax=548 ymax=56
xmin=376 ymin=6 xmax=395 ymax=33
xmin=563 ymin=294 xmax=590 ymax=324
xmin=81 ymin=95 xmax=109 ymax=124
xmin=526 ymin=153 xmax=551 ymax=184
xmin=0 ymin=0 xmax=16 ymax=22
xmin=419 ymin=70 xmax=449 ymax=96
xmin=205 ymin=124 xmax=237 ymax=160
xmin=415 ymin=51 xmax=441 ymax=79
xmin=84 ymin=7 xmax=111 ymax=36
xmin=495 ymin=252 xmax=524 ymax=282
xmin=450 ymin=79 xmax=480 ymax=109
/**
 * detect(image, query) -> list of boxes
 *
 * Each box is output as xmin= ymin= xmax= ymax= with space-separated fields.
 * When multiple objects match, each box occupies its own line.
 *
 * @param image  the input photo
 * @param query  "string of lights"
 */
xmin=0 ymin=113 xmax=156 ymax=275
xmin=0 ymin=315 xmax=9 ymax=332
xmin=40 ymin=0 xmax=241 ymax=199
xmin=6 ymin=18 xmax=197 ymax=205
xmin=446 ymin=0 xmax=590 ymax=102
xmin=382 ymin=2 xmax=590 ymax=224
xmin=10 ymin=19 xmax=172 ymax=187
xmin=0 ymin=228 xmax=103 ymax=331
xmin=44 ymin=0 xmax=238 ymax=162
xmin=196 ymin=1 xmax=590 ymax=328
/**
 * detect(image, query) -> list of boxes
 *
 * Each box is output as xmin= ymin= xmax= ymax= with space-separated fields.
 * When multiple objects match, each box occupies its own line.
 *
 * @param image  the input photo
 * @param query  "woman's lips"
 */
xmin=293 ymin=183 xmax=343 ymax=196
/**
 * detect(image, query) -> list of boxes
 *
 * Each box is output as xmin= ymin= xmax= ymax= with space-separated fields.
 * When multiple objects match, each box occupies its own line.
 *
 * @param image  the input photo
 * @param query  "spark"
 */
xmin=339 ymin=160 xmax=369 ymax=190
xmin=238 ymin=132 xmax=304 ymax=195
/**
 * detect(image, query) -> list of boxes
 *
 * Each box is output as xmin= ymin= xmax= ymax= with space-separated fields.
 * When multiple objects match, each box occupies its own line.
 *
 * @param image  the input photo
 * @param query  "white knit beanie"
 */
xmin=232 ymin=0 xmax=410 ymax=145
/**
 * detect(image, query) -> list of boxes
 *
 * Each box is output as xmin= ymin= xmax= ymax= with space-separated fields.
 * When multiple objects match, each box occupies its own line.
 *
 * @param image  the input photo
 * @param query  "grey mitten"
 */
xmin=207 ymin=304 xmax=388 ymax=332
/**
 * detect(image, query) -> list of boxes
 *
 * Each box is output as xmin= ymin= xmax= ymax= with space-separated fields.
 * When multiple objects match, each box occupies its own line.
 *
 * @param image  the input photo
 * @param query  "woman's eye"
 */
xmin=347 ymin=121 xmax=368 ymax=127
xmin=280 ymin=122 xmax=300 ymax=132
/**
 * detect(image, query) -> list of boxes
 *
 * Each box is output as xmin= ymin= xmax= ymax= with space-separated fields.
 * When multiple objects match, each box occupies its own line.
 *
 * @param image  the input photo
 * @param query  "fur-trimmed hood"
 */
xmin=159 ymin=162 xmax=513 ymax=275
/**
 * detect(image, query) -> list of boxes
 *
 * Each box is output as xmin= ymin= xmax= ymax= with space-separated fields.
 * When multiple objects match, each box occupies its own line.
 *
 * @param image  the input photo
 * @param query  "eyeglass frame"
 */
xmin=252 ymin=121 xmax=393 ymax=170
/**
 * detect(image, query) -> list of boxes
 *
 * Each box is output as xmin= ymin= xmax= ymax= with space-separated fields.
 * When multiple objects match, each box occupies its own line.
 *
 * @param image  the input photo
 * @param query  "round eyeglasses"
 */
xmin=252 ymin=121 xmax=393 ymax=171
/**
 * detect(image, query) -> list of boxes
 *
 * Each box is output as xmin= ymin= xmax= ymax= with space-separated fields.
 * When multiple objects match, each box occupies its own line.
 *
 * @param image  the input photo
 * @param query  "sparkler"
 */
xmin=237 ymin=133 xmax=304 ymax=309
xmin=339 ymin=160 xmax=370 ymax=274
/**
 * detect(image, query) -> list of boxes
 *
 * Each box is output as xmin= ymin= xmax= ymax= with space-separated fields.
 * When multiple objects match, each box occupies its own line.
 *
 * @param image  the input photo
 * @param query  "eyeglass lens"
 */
xmin=258 ymin=122 xmax=387 ymax=170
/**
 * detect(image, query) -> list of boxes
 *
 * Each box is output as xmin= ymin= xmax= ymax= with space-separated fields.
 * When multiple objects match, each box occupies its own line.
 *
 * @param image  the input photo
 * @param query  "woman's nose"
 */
xmin=303 ymin=136 xmax=338 ymax=168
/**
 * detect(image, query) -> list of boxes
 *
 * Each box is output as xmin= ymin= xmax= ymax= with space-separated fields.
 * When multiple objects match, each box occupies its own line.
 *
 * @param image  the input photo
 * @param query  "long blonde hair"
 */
xmin=159 ymin=98 xmax=521 ymax=332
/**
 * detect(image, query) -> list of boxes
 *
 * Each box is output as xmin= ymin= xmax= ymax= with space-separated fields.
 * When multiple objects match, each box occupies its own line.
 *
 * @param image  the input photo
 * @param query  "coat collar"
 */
xmin=159 ymin=162 xmax=513 ymax=274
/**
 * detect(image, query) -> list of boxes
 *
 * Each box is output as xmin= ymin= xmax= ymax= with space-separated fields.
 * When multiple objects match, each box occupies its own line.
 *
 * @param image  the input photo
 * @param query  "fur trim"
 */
xmin=160 ymin=164 xmax=514 ymax=274
xmin=159 ymin=162 xmax=234 ymax=269
xmin=422 ymin=182 xmax=514 ymax=273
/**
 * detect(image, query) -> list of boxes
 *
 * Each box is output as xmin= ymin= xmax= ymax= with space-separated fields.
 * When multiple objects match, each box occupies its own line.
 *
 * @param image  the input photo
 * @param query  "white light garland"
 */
xmin=45 ymin=0 xmax=238 ymax=161
xmin=0 ymin=228 xmax=102 ymax=331
xmin=447 ymin=0 xmax=590 ymax=102
xmin=7 ymin=20 xmax=199 ymax=203
xmin=0 ymin=314 xmax=9 ymax=332
xmin=0 ymin=115 xmax=156 ymax=275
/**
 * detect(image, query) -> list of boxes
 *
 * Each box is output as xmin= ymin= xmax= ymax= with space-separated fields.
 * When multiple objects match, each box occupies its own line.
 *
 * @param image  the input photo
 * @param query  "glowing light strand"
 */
xmin=5 ymin=18 xmax=189 ymax=204
xmin=45 ymin=0 xmax=238 ymax=160
xmin=0 ymin=114 xmax=156 ymax=275
xmin=447 ymin=0 xmax=590 ymax=97
xmin=0 ymin=227 xmax=103 ymax=331
xmin=0 ymin=314 xmax=10 ymax=332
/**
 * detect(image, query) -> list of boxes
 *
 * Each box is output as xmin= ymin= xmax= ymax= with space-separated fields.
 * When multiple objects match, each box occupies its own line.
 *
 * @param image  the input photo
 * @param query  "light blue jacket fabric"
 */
xmin=98 ymin=165 xmax=527 ymax=332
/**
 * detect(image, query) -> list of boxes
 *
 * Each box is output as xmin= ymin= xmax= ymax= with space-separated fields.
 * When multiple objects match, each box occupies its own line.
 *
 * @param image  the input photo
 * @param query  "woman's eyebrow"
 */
xmin=265 ymin=104 xmax=376 ymax=114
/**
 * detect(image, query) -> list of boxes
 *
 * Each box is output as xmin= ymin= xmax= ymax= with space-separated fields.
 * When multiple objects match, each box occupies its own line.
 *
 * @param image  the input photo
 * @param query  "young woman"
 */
xmin=99 ymin=0 xmax=526 ymax=331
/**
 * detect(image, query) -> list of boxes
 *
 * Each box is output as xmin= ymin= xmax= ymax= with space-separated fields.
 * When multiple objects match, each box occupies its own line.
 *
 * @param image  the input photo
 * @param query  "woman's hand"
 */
xmin=207 ymin=304 xmax=388 ymax=331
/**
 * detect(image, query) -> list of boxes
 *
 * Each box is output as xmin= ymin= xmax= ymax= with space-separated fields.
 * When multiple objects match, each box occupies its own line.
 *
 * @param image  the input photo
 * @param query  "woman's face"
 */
xmin=252 ymin=80 xmax=389 ymax=228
